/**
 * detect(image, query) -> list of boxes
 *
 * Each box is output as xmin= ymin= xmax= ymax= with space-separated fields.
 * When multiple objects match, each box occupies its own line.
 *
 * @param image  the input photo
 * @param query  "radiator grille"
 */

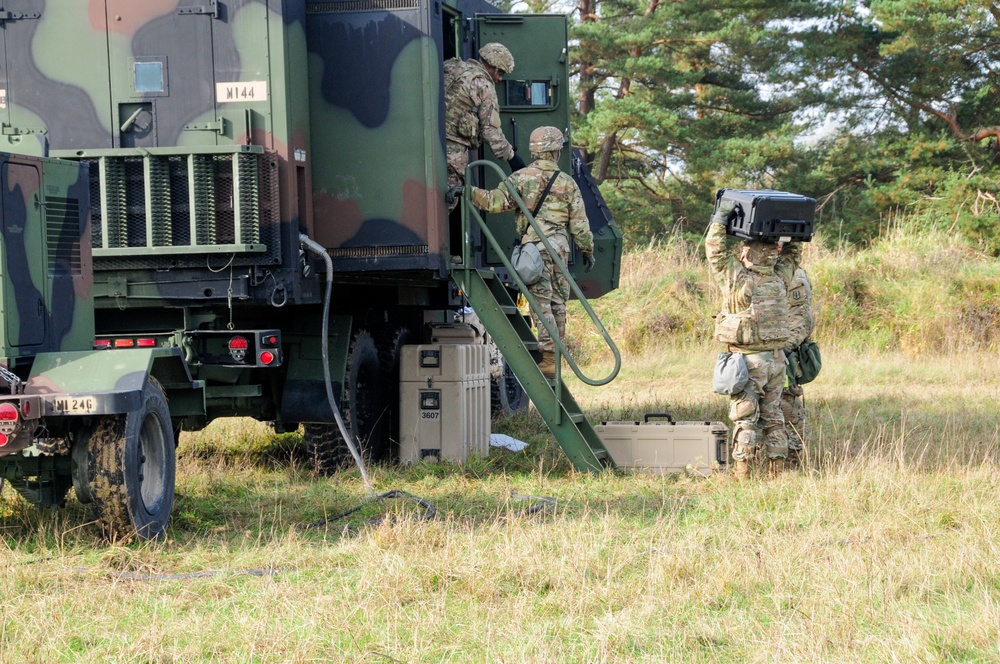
xmin=84 ymin=151 xmax=280 ymax=270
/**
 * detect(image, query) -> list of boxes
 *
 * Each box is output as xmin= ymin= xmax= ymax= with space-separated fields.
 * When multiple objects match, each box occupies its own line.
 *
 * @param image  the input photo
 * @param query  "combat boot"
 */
xmin=787 ymin=448 xmax=801 ymax=469
xmin=733 ymin=460 xmax=750 ymax=481
xmin=768 ymin=458 xmax=785 ymax=478
xmin=537 ymin=351 xmax=556 ymax=379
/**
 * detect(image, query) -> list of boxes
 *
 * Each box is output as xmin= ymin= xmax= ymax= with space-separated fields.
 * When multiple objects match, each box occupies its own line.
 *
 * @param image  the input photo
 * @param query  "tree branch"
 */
xmin=850 ymin=59 xmax=968 ymax=140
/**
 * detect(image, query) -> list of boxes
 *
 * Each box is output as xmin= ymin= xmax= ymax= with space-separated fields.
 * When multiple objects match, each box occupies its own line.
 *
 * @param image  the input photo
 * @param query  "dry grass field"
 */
xmin=3 ymin=234 xmax=1000 ymax=662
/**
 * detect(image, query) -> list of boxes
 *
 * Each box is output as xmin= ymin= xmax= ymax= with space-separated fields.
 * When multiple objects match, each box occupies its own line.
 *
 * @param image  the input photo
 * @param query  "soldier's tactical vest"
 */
xmin=444 ymin=58 xmax=487 ymax=148
xmin=714 ymin=269 xmax=790 ymax=349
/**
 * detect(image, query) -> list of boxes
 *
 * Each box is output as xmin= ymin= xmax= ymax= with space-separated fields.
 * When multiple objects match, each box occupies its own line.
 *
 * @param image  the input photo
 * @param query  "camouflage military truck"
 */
xmin=0 ymin=0 xmax=621 ymax=539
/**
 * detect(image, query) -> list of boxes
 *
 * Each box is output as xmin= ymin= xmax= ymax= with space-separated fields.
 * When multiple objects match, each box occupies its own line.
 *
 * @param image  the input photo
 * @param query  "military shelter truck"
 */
xmin=0 ymin=0 xmax=621 ymax=539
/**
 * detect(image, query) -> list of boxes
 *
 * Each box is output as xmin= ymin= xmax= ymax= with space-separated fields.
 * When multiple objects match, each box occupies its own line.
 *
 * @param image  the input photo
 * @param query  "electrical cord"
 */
xmin=300 ymin=489 xmax=437 ymax=533
xmin=299 ymin=234 xmax=373 ymax=495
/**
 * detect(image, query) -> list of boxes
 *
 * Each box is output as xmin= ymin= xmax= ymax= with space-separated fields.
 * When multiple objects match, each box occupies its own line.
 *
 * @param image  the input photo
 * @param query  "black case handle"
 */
xmin=644 ymin=413 xmax=674 ymax=423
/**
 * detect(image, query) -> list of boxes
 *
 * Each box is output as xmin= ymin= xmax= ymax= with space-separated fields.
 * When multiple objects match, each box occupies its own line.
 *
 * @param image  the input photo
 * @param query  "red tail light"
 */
xmin=259 ymin=351 xmax=275 ymax=365
xmin=0 ymin=403 xmax=18 ymax=421
xmin=0 ymin=402 xmax=21 ymax=438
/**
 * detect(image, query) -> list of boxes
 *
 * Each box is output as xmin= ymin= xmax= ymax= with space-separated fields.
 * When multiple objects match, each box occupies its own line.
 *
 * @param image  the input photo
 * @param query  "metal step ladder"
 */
xmin=453 ymin=160 xmax=622 ymax=473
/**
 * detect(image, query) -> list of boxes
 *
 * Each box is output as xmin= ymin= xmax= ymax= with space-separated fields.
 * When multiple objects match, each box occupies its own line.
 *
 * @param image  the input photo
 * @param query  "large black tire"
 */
xmin=377 ymin=325 xmax=414 ymax=460
xmin=84 ymin=377 xmax=175 ymax=540
xmin=305 ymin=329 xmax=384 ymax=475
xmin=492 ymin=357 xmax=529 ymax=415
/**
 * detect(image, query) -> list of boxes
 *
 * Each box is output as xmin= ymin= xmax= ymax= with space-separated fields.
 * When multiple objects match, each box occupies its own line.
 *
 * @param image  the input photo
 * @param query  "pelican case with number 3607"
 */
xmin=594 ymin=414 xmax=729 ymax=475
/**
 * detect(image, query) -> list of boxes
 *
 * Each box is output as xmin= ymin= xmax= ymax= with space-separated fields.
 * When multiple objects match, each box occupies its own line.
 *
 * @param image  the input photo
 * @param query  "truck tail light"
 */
xmin=0 ymin=402 xmax=22 ymax=437
xmin=228 ymin=336 xmax=249 ymax=363
xmin=259 ymin=351 xmax=275 ymax=365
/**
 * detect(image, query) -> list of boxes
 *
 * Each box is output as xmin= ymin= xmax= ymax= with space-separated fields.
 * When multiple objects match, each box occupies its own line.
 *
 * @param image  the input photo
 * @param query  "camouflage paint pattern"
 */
xmin=0 ymin=1 xmax=314 ymax=309
xmin=307 ymin=22 xmax=448 ymax=263
xmin=0 ymin=154 xmax=93 ymax=363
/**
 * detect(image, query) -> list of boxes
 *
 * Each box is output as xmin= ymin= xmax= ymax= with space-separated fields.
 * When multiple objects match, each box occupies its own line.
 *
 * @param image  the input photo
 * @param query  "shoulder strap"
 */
xmin=532 ymin=171 xmax=561 ymax=218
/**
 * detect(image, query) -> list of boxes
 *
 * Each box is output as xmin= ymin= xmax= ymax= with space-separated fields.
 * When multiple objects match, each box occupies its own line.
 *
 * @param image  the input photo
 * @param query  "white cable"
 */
xmin=299 ymin=234 xmax=374 ymax=495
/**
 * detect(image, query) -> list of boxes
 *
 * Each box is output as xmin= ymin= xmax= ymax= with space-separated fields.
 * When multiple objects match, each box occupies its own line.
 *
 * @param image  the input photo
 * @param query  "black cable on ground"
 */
xmin=509 ymin=493 xmax=558 ymax=517
xmin=300 ymin=489 xmax=437 ymax=532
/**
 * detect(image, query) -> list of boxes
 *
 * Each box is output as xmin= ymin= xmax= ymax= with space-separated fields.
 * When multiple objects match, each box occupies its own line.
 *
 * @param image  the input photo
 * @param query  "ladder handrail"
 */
xmin=459 ymin=159 xmax=620 ymax=387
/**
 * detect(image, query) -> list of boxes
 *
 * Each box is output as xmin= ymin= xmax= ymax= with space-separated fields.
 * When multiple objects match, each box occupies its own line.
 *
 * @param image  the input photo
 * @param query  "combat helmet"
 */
xmin=529 ymin=126 xmax=565 ymax=154
xmin=479 ymin=42 xmax=515 ymax=74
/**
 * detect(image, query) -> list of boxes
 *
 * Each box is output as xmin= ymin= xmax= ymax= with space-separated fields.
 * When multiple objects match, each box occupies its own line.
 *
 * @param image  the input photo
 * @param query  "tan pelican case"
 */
xmin=594 ymin=414 xmax=729 ymax=475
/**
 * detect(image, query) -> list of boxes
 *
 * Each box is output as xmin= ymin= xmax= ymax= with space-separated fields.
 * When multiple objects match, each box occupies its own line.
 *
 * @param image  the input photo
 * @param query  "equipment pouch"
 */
xmin=795 ymin=340 xmax=822 ymax=384
xmin=458 ymin=113 xmax=479 ymax=142
xmin=713 ymin=351 xmax=749 ymax=395
xmin=511 ymin=241 xmax=544 ymax=286
xmin=713 ymin=311 xmax=757 ymax=346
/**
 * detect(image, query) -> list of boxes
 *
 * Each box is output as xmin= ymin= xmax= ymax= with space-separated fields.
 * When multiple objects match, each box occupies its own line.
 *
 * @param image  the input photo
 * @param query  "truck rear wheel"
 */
xmin=85 ymin=377 xmax=175 ymax=540
xmin=305 ymin=329 xmax=384 ymax=475
xmin=378 ymin=325 xmax=413 ymax=460
xmin=492 ymin=358 xmax=529 ymax=415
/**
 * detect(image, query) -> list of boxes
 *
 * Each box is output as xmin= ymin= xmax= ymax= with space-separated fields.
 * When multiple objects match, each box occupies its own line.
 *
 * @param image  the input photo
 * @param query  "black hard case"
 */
xmin=715 ymin=189 xmax=816 ymax=241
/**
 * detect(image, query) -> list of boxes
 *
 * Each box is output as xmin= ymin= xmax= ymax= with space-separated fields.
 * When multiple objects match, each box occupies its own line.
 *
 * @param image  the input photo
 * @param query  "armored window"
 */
xmin=134 ymin=62 xmax=164 ymax=94
xmin=503 ymin=80 xmax=552 ymax=108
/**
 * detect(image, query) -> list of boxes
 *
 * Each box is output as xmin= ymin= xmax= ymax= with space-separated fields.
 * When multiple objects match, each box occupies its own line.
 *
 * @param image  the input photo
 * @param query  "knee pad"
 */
xmin=731 ymin=424 xmax=758 ymax=461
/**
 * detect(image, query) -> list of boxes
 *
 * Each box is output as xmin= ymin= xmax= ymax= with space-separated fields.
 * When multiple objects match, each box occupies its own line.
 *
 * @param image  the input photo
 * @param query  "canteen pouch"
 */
xmin=511 ymin=241 xmax=544 ymax=286
xmin=713 ymin=351 xmax=749 ymax=395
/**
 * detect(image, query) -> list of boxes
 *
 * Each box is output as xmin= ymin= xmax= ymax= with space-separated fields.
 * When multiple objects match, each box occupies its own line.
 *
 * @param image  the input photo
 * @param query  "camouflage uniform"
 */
xmin=706 ymin=221 xmax=794 ymax=466
xmin=470 ymin=132 xmax=593 ymax=356
xmin=443 ymin=50 xmax=516 ymax=198
xmin=780 ymin=265 xmax=815 ymax=453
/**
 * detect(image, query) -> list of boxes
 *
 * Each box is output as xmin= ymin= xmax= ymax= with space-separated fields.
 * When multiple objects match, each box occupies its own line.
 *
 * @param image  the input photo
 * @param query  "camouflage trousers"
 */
xmin=729 ymin=350 xmax=788 ymax=461
xmin=528 ymin=238 xmax=570 ymax=353
xmin=781 ymin=383 xmax=806 ymax=451
xmin=446 ymin=140 xmax=471 ymax=210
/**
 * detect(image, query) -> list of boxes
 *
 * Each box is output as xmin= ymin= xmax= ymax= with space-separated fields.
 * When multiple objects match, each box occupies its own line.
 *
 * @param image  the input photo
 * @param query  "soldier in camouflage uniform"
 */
xmin=444 ymin=42 xmax=526 ymax=209
xmin=780 ymin=262 xmax=815 ymax=468
xmin=706 ymin=201 xmax=799 ymax=479
xmin=467 ymin=126 xmax=594 ymax=378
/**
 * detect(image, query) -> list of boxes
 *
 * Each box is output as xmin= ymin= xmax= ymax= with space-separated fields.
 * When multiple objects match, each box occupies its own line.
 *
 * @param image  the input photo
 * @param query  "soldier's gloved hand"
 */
xmin=582 ymin=253 xmax=596 ymax=272
xmin=711 ymin=198 xmax=738 ymax=225
xmin=508 ymin=153 xmax=526 ymax=172
xmin=446 ymin=186 xmax=464 ymax=207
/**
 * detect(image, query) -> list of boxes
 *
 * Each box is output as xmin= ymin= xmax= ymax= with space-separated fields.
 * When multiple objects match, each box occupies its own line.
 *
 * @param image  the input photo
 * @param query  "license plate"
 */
xmin=51 ymin=396 xmax=97 ymax=414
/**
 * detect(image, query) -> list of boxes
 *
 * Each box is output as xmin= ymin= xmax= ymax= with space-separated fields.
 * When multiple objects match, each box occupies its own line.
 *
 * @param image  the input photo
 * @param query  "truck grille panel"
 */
xmin=84 ymin=150 xmax=280 ymax=270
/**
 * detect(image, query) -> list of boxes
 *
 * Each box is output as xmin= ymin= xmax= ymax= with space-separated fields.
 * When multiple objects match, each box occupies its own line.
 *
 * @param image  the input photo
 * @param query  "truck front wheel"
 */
xmin=84 ymin=377 xmax=176 ymax=540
